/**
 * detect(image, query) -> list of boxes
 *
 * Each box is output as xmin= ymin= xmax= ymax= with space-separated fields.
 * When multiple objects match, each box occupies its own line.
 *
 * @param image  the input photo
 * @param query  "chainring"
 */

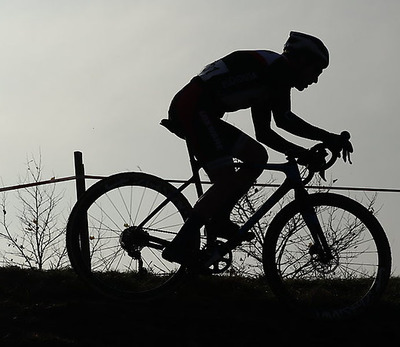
xmin=201 ymin=241 xmax=233 ymax=274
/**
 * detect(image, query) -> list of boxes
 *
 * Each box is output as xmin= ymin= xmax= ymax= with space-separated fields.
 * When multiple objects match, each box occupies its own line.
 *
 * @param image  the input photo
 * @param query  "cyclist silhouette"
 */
xmin=162 ymin=31 xmax=353 ymax=265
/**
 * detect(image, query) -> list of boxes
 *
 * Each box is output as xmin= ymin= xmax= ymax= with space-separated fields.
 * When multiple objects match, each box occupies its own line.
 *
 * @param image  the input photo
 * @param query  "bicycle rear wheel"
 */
xmin=67 ymin=172 xmax=193 ymax=301
xmin=263 ymin=193 xmax=391 ymax=319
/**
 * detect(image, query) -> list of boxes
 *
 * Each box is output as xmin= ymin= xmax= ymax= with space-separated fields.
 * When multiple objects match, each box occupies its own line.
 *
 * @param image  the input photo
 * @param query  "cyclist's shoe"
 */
xmin=162 ymin=216 xmax=202 ymax=266
xmin=162 ymin=244 xmax=198 ymax=266
xmin=206 ymin=219 xmax=255 ymax=241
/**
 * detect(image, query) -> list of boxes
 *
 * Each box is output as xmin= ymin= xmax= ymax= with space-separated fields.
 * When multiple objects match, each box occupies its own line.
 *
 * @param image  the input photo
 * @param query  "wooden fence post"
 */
xmin=74 ymin=151 xmax=90 ymax=268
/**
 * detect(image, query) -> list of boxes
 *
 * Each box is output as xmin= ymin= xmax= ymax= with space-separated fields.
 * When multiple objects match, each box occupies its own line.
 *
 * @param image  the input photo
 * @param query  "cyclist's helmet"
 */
xmin=283 ymin=31 xmax=329 ymax=69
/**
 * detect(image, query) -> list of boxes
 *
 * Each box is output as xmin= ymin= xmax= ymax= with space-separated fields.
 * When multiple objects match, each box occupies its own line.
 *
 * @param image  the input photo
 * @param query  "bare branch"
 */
xmin=0 ymin=152 xmax=67 ymax=269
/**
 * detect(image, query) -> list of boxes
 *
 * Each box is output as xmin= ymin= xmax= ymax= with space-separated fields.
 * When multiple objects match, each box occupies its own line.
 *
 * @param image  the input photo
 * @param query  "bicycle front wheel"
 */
xmin=67 ymin=172 xmax=193 ymax=301
xmin=263 ymin=193 xmax=391 ymax=319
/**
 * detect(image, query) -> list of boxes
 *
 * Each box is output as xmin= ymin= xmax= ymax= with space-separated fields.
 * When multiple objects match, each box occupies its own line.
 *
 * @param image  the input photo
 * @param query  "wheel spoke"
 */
xmin=265 ymin=193 xmax=391 ymax=318
xmin=67 ymin=173 xmax=192 ymax=301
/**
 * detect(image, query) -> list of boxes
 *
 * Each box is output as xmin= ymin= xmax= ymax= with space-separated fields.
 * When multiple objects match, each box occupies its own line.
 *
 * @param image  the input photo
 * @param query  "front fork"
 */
xmin=297 ymin=191 xmax=333 ymax=263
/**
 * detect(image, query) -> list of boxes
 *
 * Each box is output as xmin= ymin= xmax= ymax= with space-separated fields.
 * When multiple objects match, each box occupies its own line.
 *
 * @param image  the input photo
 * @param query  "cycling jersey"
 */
xmin=197 ymin=50 xmax=290 ymax=113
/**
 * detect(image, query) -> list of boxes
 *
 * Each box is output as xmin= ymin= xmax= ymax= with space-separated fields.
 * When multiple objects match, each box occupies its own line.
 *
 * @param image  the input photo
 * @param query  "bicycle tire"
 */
xmin=263 ymin=193 xmax=391 ymax=319
xmin=67 ymin=172 xmax=193 ymax=301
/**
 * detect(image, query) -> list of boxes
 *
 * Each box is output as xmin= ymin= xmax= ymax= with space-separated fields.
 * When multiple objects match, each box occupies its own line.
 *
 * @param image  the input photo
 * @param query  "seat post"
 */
xmin=186 ymin=142 xmax=204 ymax=198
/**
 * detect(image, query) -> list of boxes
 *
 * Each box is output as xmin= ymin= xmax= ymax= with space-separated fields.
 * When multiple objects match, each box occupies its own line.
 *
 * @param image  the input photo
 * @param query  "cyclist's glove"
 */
xmin=323 ymin=131 xmax=354 ymax=164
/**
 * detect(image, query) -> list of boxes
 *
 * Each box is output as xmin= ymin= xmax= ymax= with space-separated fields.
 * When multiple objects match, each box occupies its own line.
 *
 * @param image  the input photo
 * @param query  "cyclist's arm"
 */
xmin=269 ymin=89 xmax=331 ymax=141
xmin=251 ymin=103 xmax=305 ymax=154
xmin=273 ymin=110 xmax=332 ymax=142
xmin=269 ymin=86 xmax=335 ymax=142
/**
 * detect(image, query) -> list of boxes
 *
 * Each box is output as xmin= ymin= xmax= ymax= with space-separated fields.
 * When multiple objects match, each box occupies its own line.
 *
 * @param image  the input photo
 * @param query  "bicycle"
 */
xmin=66 ymin=119 xmax=391 ymax=319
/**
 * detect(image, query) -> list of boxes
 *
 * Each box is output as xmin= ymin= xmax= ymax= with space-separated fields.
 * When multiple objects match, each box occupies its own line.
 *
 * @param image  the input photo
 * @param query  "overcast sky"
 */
xmin=0 ymin=0 xmax=399 ymax=273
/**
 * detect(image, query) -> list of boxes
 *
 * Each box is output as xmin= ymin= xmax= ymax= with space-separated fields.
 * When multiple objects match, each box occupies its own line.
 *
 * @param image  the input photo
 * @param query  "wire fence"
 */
xmin=0 ymin=173 xmax=399 ymax=196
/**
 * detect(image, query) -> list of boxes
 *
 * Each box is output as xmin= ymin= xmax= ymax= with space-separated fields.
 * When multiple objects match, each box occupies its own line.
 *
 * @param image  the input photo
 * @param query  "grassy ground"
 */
xmin=0 ymin=267 xmax=399 ymax=346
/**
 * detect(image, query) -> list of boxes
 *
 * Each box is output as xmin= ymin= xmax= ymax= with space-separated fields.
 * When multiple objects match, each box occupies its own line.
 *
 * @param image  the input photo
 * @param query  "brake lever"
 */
xmin=306 ymin=143 xmax=333 ymax=182
xmin=318 ymin=146 xmax=328 ymax=181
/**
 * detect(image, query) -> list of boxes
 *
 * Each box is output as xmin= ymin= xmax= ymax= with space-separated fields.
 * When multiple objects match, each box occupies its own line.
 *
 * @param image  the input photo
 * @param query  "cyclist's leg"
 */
xmin=163 ymin=85 xmax=267 ymax=263
xmin=163 ymin=115 xmax=266 ymax=263
xmin=193 ymin=119 xmax=268 ymax=223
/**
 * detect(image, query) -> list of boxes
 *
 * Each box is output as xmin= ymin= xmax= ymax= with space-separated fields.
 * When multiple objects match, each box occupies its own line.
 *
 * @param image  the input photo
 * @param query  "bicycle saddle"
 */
xmin=160 ymin=118 xmax=185 ymax=139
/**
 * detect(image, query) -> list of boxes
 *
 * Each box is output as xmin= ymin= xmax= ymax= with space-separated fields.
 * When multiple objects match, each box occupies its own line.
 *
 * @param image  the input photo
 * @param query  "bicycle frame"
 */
xmin=232 ymin=160 xmax=331 ymax=259
xmin=138 ymin=144 xmax=330 ymax=260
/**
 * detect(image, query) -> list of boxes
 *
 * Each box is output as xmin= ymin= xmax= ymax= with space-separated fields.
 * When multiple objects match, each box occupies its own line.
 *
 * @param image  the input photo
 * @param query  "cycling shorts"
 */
xmin=168 ymin=78 xmax=247 ymax=169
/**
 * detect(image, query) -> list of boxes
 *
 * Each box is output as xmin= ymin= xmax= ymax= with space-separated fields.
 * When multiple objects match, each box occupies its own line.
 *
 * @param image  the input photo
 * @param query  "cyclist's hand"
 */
xmin=324 ymin=131 xmax=353 ymax=164
xmin=341 ymin=131 xmax=354 ymax=163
